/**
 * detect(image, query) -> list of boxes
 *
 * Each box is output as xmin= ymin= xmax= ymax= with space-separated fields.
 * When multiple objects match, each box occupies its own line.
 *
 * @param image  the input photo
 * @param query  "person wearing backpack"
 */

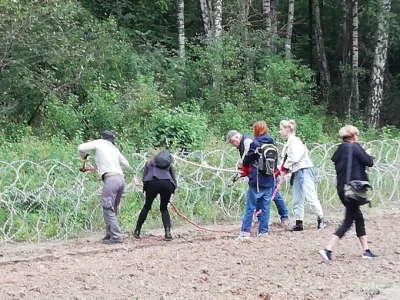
xmin=226 ymin=130 xmax=289 ymax=227
xmin=237 ymin=120 xmax=277 ymax=239
xmin=78 ymin=130 xmax=133 ymax=244
xmin=133 ymin=150 xmax=177 ymax=241
xmin=277 ymin=119 xmax=325 ymax=231
xmin=319 ymin=125 xmax=376 ymax=260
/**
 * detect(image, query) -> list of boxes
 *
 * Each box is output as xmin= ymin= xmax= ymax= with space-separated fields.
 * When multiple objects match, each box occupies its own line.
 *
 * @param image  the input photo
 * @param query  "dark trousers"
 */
xmin=334 ymin=190 xmax=366 ymax=238
xmin=136 ymin=179 xmax=175 ymax=229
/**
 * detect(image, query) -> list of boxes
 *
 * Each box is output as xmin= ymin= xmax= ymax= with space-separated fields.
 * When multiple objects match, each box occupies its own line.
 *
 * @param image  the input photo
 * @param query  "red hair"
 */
xmin=253 ymin=120 xmax=269 ymax=138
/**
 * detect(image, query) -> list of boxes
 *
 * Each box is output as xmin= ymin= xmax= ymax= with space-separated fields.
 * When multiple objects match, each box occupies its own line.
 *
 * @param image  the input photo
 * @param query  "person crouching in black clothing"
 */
xmin=319 ymin=125 xmax=377 ymax=260
xmin=133 ymin=150 xmax=177 ymax=241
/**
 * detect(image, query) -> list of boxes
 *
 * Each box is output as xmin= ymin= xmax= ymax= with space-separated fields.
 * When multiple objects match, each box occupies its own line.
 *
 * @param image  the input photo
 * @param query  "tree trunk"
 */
xmin=177 ymin=0 xmax=185 ymax=58
xmin=214 ymin=0 xmax=223 ymax=40
xmin=308 ymin=0 xmax=313 ymax=66
xmin=285 ymin=0 xmax=295 ymax=57
xmin=340 ymin=0 xmax=352 ymax=119
xmin=263 ymin=0 xmax=272 ymax=48
xmin=366 ymin=0 xmax=392 ymax=128
xmin=312 ymin=0 xmax=331 ymax=103
xmin=238 ymin=0 xmax=252 ymax=80
xmin=350 ymin=0 xmax=359 ymax=116
xmin=271 ymin=0 xmax=279 ymax=52
xmin=238 ymin=0 xmax=249 ymax=42
xmin=199 ymin=0 xmax=213 ymax=38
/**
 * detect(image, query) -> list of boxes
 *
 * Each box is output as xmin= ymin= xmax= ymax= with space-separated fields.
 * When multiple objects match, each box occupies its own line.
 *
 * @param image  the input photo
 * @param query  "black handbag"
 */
xmin=343 ymin=144 xmax=372 ymax=206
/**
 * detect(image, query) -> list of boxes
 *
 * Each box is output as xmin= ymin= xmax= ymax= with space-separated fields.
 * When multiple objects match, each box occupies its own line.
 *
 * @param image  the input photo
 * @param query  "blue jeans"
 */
xmin=241 ymin=186 xmax=272 ymax=234
xmin=256 ymin=182 xmax=288 ymax=220
xmin=273 ymin=192 xmax=289 ymax=220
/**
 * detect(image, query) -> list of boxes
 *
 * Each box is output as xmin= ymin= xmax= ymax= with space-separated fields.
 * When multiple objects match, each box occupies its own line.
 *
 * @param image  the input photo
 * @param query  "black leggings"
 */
xmin=137 ymin=179 xmax=175 ymax=229
xmin=334 ymin=191 xmax=366 ymax=238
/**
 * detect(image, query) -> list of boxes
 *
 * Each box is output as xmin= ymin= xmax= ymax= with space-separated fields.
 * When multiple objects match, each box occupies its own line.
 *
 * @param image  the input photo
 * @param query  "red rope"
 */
xmin=168 ymin=176 xmax=285 ymax=234
xmin=169 ymin=202 xmax=241 ymax=233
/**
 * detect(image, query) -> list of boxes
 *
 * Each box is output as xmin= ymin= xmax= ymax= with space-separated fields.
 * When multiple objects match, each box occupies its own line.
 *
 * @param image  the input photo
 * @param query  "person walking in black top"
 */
xmin=319 ymin=125 xmax=377 ymax=260
xmin=133 ymin=150 xmax=177 ymax=241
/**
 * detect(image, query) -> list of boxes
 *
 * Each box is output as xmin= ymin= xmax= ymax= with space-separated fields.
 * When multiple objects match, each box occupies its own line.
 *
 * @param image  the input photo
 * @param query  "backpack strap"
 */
xmin=346 ymin=143 xmax=353 ymax=184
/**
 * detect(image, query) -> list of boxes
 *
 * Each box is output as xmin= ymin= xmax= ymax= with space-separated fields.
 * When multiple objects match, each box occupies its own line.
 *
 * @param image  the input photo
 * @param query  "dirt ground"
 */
xmin=1 ymin=207 xmax=400 ymax=300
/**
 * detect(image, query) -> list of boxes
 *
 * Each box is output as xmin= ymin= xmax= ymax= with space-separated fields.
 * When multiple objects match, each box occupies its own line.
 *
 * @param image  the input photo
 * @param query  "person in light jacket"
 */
xmin=133 ymin=151 xmax=177 ymax=241
xmin=277 ymin=120 xmax=325 ymax=231
xmin=78 ymin=130 xmax=132 ymax=244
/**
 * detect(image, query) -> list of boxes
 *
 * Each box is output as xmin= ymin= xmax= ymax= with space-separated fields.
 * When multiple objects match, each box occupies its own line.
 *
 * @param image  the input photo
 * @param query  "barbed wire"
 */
xmin=0 ymin=140 xmax=399 ymax=243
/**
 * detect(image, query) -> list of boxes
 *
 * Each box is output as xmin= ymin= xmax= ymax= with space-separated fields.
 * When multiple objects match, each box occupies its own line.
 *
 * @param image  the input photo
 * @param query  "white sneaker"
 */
xmin=236 ymin=231 xmax=251 ymax=240
xmin=257 ymin=232 xmax=269 ymax=237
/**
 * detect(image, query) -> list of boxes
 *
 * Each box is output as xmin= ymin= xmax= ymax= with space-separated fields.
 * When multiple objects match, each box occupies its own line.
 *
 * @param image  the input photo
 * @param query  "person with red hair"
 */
xmin=226 ymin=129 xmax=289 ymax=227
xmin=237 ymin=120 xmax=278 ymax=239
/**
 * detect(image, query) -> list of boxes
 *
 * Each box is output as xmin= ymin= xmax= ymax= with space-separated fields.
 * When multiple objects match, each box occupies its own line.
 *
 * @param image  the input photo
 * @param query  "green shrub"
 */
xmin=147 ymin=105 xmax=208 ymax=151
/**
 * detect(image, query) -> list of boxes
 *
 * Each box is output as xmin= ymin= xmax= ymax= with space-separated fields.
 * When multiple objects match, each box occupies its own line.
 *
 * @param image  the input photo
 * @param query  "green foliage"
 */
xmin=147 ymin=106 xmax=208 ymax=151
xmin=43 ymin=94 xmax=82 ymax=139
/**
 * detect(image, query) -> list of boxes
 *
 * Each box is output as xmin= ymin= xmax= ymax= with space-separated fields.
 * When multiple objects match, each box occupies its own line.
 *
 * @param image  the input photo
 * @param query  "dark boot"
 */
xmin=133 ymin=226 xmax=141 ymax=239
xmin=317 ymin=217 xmax=325 ymax=229
xmin=292 ymin=220 xmax=304 ymax=231
xmin=134 ymin=208 xmax=149 ymax=239
xmin=161 ymin=209 xmax=172 ymax=241
xmin=164 ymin=227 xmax=173 ymax=241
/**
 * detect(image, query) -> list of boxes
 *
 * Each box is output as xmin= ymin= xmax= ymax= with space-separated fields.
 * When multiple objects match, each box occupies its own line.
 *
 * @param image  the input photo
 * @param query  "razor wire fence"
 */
xmin=0 ymin=140 xmax=399 ymax=243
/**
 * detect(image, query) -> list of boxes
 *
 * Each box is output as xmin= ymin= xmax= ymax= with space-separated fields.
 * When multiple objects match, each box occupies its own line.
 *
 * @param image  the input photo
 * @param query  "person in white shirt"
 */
xmin=78 ymin=130 xmax=131 ymax=244
xmin=278 ymin=120 xmax=325 ymax=231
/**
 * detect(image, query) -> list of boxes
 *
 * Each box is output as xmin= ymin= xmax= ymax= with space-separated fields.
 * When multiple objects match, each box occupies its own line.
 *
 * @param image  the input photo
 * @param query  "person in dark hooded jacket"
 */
xmin=319 ymin=125 xmax=377 ymax=260
xmin=226 ymin=130 xmax=289 ymax=227
xmin=237 ymin=120 xmax=276 ymax=239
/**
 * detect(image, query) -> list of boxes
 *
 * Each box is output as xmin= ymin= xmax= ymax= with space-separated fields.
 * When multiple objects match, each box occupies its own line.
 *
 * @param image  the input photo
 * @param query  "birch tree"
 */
xmin=271 ymin=0 xmax=278 ymax=52
xmin=214 ymin=0 xmax=223 ymax=40
xmin=177 ymin=0 xmax=185 ymax=58
xmin=199 ymin=0 xmax=222 ymax=40
xmin=199 ymin=0 xmax=213 ymax=38
xmin=263 ymin=0 xmax=271 ymax=48
xmin=285 ymin=0 xmax=295 ymax=57
xmin=340 ymin=0 xmax=351 ymax=118
xmin=367 ymin=0 xmax=392 ymax=128
xmin=350 ymin=0 xmax=359 ymax=115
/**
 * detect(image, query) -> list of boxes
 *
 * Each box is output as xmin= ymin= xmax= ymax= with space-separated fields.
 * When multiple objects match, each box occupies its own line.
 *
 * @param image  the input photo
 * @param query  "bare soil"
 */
xmin=1 ymin=207 xmax=400 ymax=300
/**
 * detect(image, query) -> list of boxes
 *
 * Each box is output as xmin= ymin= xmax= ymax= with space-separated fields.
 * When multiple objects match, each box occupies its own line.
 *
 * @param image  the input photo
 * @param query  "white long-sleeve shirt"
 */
xmin=240 ymin=137 xmax=253 ymax=162
xmin=77 ymin=139 xmax=130 ymax=178
xmin=281 ymin=134 xmax=313 ymax=173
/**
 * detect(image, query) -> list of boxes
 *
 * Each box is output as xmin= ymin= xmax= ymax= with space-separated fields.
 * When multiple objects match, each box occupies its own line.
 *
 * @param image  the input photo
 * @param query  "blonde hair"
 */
xmin=280 ymin=119 xmax=297 ymax=133
xmin=338 ymin=125 xmax=359 ymax=140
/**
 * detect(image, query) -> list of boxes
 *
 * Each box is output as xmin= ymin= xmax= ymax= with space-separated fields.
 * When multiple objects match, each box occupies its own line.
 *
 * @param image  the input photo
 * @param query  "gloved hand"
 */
xmin=274 ymin=166 xmax=288 ymax=177
xmin=240 ymin=165 xmax=252 ymax=177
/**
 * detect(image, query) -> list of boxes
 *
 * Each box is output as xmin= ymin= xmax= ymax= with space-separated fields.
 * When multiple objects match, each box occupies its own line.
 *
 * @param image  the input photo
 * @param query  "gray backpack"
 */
xmin=255 ymin=143 xmax=279 ymax=176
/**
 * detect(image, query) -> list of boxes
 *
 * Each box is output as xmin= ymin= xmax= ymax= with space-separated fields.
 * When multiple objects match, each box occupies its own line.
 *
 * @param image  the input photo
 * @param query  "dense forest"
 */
xmin=1 ymin=0 xmax=399 ymax=150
